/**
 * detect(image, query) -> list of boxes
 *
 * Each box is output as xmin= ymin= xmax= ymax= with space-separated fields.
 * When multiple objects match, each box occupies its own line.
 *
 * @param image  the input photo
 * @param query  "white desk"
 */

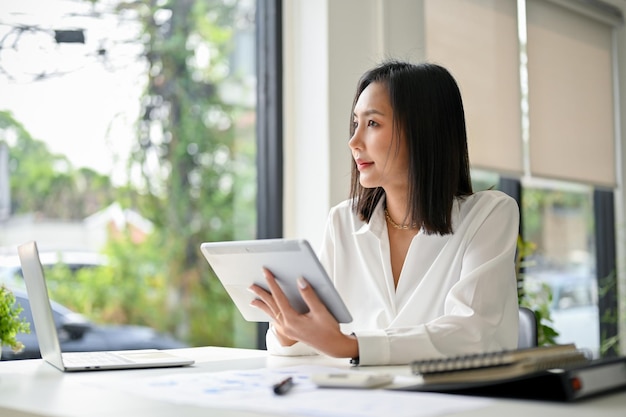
xmin=0 ymin=346 xmax=624 ymax=417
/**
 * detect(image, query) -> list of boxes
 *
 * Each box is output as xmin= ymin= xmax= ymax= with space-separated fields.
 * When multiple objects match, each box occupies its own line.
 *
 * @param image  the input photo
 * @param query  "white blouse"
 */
xmin=266 ymin=190 xmax=520 ymax=365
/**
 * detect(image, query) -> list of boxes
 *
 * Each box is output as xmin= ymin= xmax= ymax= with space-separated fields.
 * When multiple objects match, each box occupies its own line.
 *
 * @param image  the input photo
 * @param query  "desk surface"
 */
xmin=0 ymin=346 xmax=625 ymax=417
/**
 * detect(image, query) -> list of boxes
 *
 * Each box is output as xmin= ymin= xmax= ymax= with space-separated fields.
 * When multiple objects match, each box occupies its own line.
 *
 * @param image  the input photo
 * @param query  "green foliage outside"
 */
xmin=0 ymin=285 xmax=31 ymax=353
xmin=43 ymin=232 xmax=248 ymax=347
xmin=521 ymin=188 xmax=593 ymax=257
xmin=117 ymin=0 xmax=257 ymax=346
xmin=597 ymin=271 xmax=621 ymax=356
xmin=0 ymin=110 xmax=117 ymax=219
xmin=0 ymin=0 xmax=258 ymax=349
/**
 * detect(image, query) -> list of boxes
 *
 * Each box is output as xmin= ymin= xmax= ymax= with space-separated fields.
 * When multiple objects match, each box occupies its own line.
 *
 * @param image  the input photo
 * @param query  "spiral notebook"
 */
xmin=411 ymin=343 xmax=590 ymax=385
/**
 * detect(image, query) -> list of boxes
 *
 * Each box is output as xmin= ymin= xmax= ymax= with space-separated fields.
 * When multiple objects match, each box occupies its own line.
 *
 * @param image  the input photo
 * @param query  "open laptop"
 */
xmin=17 ymin=241 xmax=195 ymax=372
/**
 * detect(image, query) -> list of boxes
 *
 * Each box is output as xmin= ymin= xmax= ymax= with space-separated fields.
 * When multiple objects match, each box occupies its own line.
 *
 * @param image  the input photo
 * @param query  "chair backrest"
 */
xmin=518 ymin=306 xmax=538 ymax=349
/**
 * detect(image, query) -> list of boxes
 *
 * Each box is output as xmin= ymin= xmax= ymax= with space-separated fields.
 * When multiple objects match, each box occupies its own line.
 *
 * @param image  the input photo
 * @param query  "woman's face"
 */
xmin=348 ymin=82 xmax=409 ymax=192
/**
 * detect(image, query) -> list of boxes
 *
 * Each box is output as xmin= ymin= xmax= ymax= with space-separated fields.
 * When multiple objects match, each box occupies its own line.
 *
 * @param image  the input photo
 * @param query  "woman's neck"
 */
xmin=383 ymin=192 xmax=416 ymax=230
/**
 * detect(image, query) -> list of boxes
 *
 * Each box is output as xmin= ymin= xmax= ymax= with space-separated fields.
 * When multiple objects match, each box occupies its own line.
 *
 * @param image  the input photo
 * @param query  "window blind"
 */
xmin=424 ymin=0 xmax=523 ymax=176
xmin=526 ymin=0 xmax=616 ymax=187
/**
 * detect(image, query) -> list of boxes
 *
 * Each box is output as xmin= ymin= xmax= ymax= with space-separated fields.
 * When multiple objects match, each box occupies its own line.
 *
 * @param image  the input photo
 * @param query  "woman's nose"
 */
xmin=348 ymin=128 xmax=361 ymax=150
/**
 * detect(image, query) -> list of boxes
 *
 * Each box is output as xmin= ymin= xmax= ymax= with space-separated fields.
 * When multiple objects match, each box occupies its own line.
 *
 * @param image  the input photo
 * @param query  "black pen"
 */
xmin=273 ymin=376 xmax=294 ymax=395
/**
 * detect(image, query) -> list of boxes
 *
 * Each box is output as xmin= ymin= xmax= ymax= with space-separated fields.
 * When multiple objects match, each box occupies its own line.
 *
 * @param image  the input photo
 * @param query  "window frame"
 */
xmin=255 ymin=0 xmax=283 ymax=349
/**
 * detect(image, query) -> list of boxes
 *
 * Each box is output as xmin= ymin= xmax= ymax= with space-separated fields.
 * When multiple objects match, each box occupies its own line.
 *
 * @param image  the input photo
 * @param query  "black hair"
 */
xmin=349 ymin=60 xmax=473 ymax=235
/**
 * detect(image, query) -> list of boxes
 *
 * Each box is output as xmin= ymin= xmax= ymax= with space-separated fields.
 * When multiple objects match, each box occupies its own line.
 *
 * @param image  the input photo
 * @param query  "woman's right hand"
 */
xmin=249 ymin=267 xmax=358 ymax=358
xmin=248 ymin=269 xmax=298 ymax=347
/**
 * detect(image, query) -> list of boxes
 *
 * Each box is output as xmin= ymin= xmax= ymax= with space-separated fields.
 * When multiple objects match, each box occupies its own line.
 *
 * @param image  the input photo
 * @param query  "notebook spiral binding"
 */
xmin=411 ymin=344 xmax=591 ymax=376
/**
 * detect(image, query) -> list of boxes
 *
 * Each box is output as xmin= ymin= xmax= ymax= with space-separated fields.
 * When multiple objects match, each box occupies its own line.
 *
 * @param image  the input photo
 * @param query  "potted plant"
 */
xmin=0 ymin=285 xmax=30 ymax=358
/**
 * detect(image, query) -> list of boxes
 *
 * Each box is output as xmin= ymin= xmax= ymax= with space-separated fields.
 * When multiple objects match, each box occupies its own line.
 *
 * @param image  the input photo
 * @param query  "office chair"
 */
xmin=518 ymin=306 xmax=539 ymax=349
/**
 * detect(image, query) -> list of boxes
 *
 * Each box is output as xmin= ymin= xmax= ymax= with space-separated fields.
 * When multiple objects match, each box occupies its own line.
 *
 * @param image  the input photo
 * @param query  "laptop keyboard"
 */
xmin=62 ymin=351 xmax=133 ymax=367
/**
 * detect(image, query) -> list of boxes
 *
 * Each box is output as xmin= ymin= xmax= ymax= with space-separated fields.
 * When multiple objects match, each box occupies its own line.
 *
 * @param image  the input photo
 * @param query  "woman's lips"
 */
xmin=355 ymin=159 xmax=373 ymax=171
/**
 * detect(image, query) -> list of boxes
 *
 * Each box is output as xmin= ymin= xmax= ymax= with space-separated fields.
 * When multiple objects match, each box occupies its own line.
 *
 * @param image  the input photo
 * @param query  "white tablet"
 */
xmin=200 ymin=239 xmax=353 ymax=323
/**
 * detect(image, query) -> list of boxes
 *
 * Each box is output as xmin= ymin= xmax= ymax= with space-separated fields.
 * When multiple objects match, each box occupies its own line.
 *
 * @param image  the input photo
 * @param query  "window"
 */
xmin=521 ymin=180 xmax=599 ymax=355
xmin=0 ymin=0 xmax=262 ymax=357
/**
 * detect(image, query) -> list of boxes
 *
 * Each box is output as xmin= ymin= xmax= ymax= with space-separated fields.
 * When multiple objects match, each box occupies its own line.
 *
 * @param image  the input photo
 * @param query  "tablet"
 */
xmin=200 ymin=239 xmax=353 ymax=323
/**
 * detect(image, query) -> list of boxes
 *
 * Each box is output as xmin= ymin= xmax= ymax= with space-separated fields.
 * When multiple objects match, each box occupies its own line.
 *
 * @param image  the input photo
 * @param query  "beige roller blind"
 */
xmin=526 ymin=0 xmax=616 ymax=187
xmin=424 ymin=0 xmax=523 ymax=176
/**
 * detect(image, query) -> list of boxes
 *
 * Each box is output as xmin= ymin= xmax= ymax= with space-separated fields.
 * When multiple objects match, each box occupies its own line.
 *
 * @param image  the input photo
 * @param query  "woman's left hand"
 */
xmin=249 ymin=268 xmax=358 ymax=358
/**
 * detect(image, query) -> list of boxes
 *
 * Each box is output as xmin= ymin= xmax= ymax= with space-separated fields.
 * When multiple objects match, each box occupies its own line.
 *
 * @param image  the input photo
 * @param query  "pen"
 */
xmin=273 ymin=376 xmax=294 ymax=395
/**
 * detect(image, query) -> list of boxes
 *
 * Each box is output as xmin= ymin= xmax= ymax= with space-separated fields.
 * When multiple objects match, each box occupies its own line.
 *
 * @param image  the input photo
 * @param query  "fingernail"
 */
xmin=297 ymin=277 xmax=307 ymax=289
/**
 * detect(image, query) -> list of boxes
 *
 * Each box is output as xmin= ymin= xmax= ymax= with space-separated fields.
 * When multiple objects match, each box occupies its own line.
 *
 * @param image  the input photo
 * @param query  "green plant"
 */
xmin=0 ymin=285 xmax=30 ymax=353
xmin=598 ymin=270 xmax=621 ymax=356
xmin=516 ymin=236 xmax=559 ymax=346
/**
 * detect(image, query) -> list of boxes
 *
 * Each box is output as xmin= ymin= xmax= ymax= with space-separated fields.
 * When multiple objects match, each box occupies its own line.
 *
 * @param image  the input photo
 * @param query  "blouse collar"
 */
xmin=353 ymin=195 xmax=464 ymax=237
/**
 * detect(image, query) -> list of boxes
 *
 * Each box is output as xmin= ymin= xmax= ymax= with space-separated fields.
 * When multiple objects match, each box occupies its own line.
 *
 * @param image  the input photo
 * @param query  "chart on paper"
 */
xmin=92 ymin=365 xmax=493 ymax=417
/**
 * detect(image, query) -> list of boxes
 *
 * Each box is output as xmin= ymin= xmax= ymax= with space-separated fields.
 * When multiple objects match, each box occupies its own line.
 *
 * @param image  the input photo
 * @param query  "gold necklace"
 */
xmin=384 ymin=208 xmax=418 ymax=230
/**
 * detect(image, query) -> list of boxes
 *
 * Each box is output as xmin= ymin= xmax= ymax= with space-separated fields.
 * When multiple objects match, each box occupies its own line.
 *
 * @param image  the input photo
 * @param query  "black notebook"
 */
xmin=394 ymin=356 xmax=626 ymax=402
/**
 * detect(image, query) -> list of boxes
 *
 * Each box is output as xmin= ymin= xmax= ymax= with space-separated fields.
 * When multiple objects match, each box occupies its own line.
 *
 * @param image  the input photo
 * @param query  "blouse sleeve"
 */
xmin=265 ymin=323 xmax=319 ymax=356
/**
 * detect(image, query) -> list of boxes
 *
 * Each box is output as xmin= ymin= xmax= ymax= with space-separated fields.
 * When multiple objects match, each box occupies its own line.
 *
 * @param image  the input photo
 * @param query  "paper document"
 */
xmin=94 ymin=365 xmax=492 ymax=417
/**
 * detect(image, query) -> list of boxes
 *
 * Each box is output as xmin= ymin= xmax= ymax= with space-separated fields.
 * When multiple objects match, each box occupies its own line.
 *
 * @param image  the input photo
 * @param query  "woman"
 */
xmin=249 ymin=60 xmax=520 ymax=365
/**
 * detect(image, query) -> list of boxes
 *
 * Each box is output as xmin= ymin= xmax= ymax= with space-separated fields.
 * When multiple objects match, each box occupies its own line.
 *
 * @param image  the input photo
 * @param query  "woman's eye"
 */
xmin=352 ymin=121 xmax=358 ymax=129
xmin=367 ymin=120 xmax=378 ymax=127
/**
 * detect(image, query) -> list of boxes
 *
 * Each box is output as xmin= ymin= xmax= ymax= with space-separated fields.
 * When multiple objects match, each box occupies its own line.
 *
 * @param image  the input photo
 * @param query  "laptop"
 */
xmin=17 ymin=241 xmax=195 ymax=372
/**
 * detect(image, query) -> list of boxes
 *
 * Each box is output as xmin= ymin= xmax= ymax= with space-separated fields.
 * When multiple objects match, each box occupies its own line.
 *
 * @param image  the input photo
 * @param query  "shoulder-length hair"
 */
xmin=349 ymin=60 xmax=473 ymax=235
